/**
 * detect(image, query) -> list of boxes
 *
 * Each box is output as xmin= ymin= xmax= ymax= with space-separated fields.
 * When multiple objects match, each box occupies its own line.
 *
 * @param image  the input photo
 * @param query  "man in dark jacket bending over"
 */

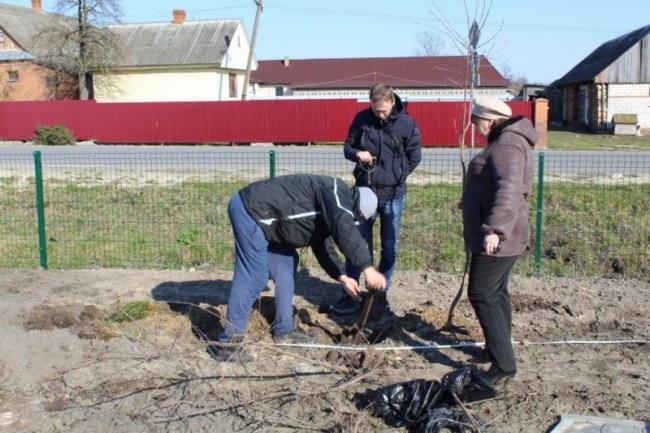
xmin=212 ymin=174 xmax=386 ymax=362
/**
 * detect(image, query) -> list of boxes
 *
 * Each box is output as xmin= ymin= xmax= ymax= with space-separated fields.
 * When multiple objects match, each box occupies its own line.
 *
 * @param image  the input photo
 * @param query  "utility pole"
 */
xmin=241 ymin=0 xmax=263 ymax=100
xmin=468 ymin=20 xmax=480 ymax=153
xmin=78 ymin=0 xmax=89 ymax=100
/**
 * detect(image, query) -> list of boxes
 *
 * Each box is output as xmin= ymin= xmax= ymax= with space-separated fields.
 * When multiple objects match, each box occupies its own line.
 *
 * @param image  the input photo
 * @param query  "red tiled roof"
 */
xmin=251 ymin=56 xmax=510 ymax=89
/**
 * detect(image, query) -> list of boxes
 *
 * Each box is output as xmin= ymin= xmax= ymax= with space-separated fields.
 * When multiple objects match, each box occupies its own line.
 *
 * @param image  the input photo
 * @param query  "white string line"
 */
xmin=266 ymin=339 xmax=649 ymax=352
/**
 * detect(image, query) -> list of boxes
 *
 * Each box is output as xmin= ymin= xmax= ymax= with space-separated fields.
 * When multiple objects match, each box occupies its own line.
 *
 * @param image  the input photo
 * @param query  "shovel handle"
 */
xmin=357 ymin=292 xmax=375 ymax=330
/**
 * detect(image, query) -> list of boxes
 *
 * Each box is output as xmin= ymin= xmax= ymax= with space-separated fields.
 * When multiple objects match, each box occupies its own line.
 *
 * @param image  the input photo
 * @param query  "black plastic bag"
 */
xmin=439 ymin=365 xmax=496 ymax=402
xmin=416 ymin=406 xmax=485 ymax=433
xmin=373 ymin=378 xmax=446 ymax=427
xmin=371 ymin=366 xmax=494 ymax=432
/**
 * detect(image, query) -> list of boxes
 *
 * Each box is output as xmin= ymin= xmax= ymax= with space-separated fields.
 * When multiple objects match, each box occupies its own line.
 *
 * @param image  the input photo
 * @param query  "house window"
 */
xmin=46 ymin=76 xmax=58 ymax=87
xmin=0 ymin=31 xmax=4 ymax=43
xmin=275 ymin=86 xmax=284 ymax=96
xmin=229 ymin=73 xmax=237 ymax=98
xmin=7 ymin=70 xmax=18 ymax=82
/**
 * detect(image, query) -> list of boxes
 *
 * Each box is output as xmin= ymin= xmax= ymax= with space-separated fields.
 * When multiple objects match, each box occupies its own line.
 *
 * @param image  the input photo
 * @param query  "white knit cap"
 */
xmin=472 ymin=96 xmax=512 ymax=120
xmin=357 ymin=187 xmax=378 ymax=220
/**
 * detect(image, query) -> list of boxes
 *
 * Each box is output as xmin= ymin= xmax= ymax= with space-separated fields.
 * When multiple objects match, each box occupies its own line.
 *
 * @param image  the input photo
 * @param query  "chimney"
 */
xmin=32 ymin=0 xmax=42 ymax=11
xmin=172 ymin=9 xmax=186 ymax=25
xmin=282 ymin=56 xmax=290 ymax=67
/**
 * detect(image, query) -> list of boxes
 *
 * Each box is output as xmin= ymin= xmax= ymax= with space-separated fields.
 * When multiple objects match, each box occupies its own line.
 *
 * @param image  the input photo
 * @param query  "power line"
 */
xmin=122 ymin=4 xmax=251 ymax=23
xmin=246 ymin=2 xmax=638 ymax=37
xmin=9 ymin=0 xmax=636 ymax=37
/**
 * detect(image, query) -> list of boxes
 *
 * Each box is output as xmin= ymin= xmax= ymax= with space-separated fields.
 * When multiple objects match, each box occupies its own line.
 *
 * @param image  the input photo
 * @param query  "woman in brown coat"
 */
xmin=461 ymin=96 xmax=538 ymax=386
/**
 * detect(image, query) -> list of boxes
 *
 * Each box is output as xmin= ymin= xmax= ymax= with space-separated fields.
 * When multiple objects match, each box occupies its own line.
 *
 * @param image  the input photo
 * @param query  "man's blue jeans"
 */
xmin=345 ymin=196 xmax=405 ymax=291
xmin=220 ymin=193 xmax=298 ymax=341
xmin=267 ymin=244 xmax=299 ymax=335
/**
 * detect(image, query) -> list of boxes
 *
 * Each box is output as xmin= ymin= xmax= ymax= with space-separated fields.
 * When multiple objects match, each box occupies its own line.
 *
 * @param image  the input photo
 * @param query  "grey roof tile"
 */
xmin=0 ymin=2 xmax=76 ymax=58
xmin=106 ymin=20 xmax=241 ymax=67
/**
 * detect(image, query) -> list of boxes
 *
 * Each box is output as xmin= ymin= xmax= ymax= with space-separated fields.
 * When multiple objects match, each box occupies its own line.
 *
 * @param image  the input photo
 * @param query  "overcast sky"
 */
xmin=5 ymin=0 xmax=650 ymax=84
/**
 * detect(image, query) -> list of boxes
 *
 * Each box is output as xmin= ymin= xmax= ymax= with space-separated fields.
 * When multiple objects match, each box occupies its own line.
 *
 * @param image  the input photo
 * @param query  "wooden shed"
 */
xmin=549 ymin=24 xmax=650 ymax=133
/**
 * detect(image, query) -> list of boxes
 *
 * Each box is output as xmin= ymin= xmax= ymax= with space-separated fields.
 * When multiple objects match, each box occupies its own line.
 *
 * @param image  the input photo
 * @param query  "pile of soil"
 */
xmin=0 ymin=268 xmax=648 ymax=432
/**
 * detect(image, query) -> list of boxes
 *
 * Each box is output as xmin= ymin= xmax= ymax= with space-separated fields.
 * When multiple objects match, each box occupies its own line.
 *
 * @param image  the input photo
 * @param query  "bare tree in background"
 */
xmin=414 ymin=31 xmax=445 ymax=56
xmin=501 ymin=63 xmax=528 ymax=97
xmin=34 ymin=0 xmax=124 ymax=100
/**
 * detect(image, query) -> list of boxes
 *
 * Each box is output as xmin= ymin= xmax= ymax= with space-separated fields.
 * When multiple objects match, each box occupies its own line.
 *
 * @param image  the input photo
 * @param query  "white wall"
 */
xmin=94 ymin=68 xmax=246 ymax=102
xmin=219 ymin=25 xmax=253 ymax=71
xmin=607 ymin=84 xmax=650 ymax=128
xmin=94 ymin=22 xmax=254 ymax=102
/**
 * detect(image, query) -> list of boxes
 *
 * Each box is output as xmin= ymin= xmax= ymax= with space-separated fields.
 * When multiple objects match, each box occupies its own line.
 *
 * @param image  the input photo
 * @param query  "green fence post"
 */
xmin=33 ymin=151 xmax=48 ymax=270
xmin=269 ymin=150 xmax=276 ymax=178
xmin=534 ymin=152 xmax=545 ymax=276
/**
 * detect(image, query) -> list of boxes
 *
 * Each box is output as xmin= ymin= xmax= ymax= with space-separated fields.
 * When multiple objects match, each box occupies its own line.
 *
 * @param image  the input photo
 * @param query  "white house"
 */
xmin=93 ymin=10 xmax=255 ymax=102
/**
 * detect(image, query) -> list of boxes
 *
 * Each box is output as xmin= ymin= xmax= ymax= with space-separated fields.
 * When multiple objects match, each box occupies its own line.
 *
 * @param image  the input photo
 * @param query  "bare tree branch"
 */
xmin=32 ymin=0 xmax=124 ymax=99
xmin=414 ymin=31 xmax=445 ymax=56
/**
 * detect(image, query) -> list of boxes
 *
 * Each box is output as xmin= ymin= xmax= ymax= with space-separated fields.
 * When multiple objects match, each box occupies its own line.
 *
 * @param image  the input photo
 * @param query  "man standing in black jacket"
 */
xmin=331 ymin=83 xmax=421 ymax=316
xmin=211 ymin=174 xmax=385 ymax=362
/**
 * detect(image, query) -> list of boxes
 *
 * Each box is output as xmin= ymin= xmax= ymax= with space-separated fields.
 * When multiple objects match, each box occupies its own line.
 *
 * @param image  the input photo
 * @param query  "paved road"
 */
xmin=1 ymin=144 xmax=649 ymax=176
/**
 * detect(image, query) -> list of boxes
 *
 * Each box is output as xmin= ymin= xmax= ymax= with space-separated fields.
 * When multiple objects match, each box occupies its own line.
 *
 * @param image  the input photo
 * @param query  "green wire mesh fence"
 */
xmin=0 ymin=148 xmax=648 ymax=280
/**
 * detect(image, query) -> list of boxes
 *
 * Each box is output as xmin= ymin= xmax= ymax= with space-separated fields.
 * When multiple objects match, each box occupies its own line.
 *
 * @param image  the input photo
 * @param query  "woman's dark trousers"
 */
xmin=467 ymin=254 xmax=519 ymax=374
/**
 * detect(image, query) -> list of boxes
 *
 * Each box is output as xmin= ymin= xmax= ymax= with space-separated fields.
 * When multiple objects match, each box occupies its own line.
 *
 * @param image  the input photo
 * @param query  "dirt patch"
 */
xmin=23 ymin=304 xmax=119 ymax=340
xmin=0 ymin=268 xmax=648 ymax=432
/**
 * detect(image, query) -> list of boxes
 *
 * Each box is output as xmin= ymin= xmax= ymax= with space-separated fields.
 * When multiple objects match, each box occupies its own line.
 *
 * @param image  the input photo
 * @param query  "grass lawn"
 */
xmin=546 ymin=128 xmax=650 ymax=151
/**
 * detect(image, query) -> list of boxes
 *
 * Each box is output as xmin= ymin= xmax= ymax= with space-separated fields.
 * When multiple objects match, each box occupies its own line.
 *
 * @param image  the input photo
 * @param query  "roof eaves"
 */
xmin=552 ymin=24 xmax=650 ymax=86
xmin=0 ymin=50 xmax=36 ymax=61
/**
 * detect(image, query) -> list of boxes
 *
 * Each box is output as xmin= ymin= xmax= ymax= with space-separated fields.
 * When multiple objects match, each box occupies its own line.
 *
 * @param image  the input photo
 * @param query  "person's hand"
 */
xmin=339 ymin=275 xmax=361 ymax=301
xmin=362 ymin=267 xmax=386 ymax=291
xmin=484 ymin=233 xmax=501 ymax=255
xmin=357 ymin=151 xmax=374 ymax=165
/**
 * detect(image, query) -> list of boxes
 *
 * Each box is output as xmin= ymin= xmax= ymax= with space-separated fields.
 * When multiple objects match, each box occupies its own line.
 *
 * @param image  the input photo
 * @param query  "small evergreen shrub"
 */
xmin=32 ymin=123 xmax=77 ymax=146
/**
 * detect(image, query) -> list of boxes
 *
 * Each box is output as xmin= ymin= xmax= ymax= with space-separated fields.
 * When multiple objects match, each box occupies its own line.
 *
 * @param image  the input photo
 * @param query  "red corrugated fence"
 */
xmin=0 ymin=99 xmax=533 ymax=146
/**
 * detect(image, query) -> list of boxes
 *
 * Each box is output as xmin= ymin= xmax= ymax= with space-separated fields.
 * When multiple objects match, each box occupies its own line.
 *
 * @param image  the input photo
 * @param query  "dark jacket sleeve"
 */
xmin=311 ymin=237 xmax=345 ymax=280
xmin=343 ymin=111 xmax=365 ymax=163
xmin=404 ymin=121 xmax=422 ymax=174
xmin=317 ymin=179 xmax=373 ymax=270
